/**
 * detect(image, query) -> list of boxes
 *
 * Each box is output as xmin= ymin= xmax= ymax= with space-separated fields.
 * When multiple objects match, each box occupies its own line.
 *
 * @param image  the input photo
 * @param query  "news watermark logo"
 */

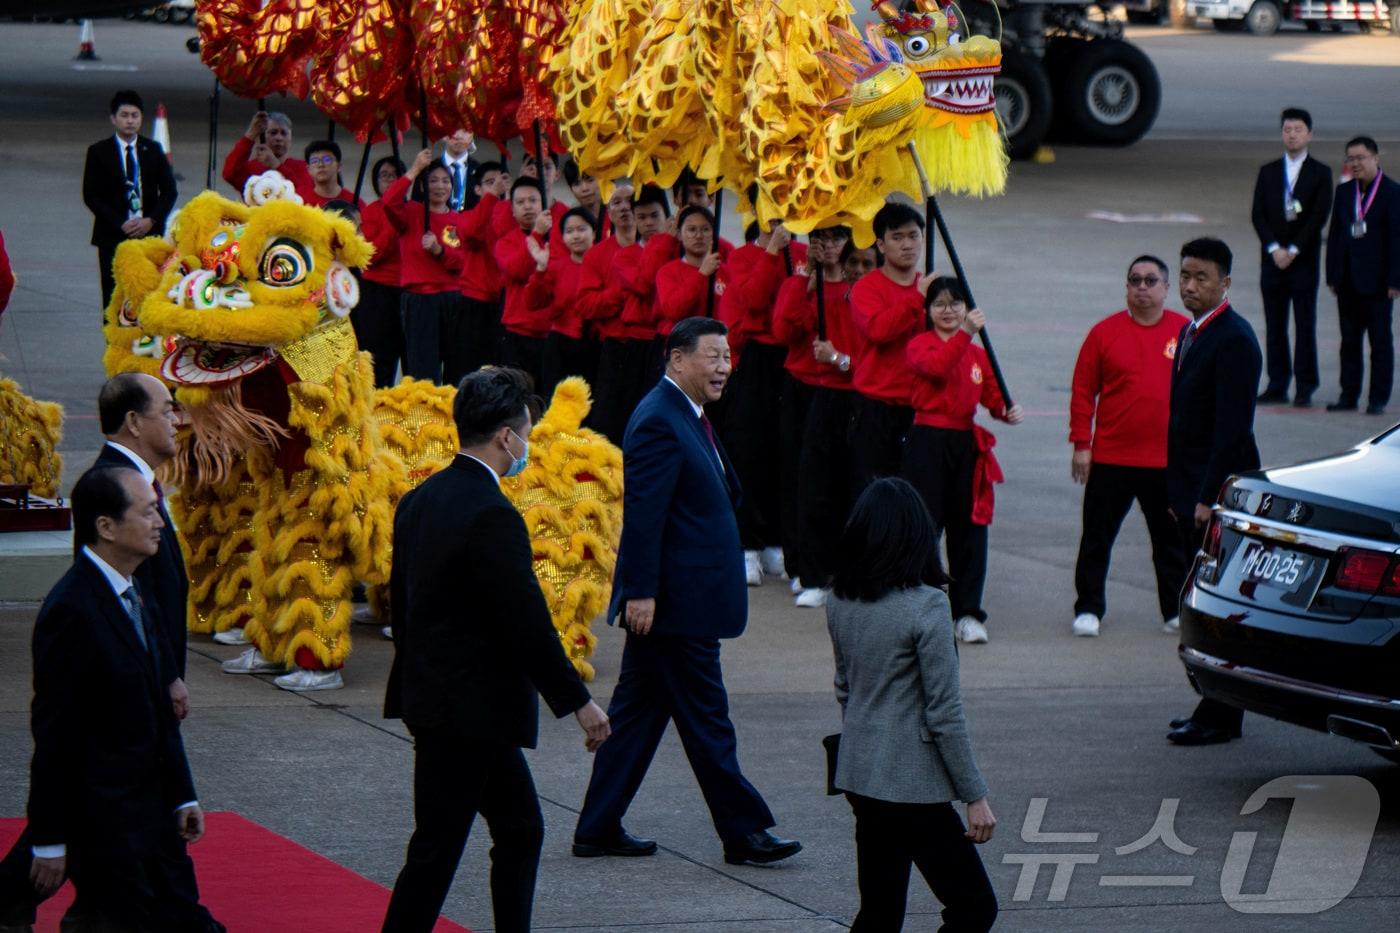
xmin=1002 ymin=775 xmax=1379 ymax=914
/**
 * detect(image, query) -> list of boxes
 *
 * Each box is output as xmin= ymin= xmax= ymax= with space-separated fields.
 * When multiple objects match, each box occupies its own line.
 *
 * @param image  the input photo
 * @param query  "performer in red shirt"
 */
xmin=847 ymin=203 xmax=931 ymax=490
xmin=563 ymin=159 xmax=611 ymax=240
xmin=492 ymin=152 xmax=568 ymax=259
xmin=495 ymin=179 xmax=555 ymax=389
xmin=527 ymin=206 xmax=599 ymax=400
xmin=904 ymin=278 xmax=1024 ymax=645
xmin=1068 ymin=255 xmax=1190 ymax=638
xmin=592 ymin=185 xmax=673 ymax=441
xmin=655 ymin=205 xmax=730 ymax=336
xmin=383 ymin=149 xmax=467 ymax=386
xmin=221 ymin=111 xmax=312 ymax=200
xmin=456 ymin=161 xmax=509 ymax=380
xmin=356 ymin=156 xmax=407 ymax=387
xmin=302 ymin=140 xmax=365 ymax=210
xmin=0 ymin=228 xmax=13 ymax=321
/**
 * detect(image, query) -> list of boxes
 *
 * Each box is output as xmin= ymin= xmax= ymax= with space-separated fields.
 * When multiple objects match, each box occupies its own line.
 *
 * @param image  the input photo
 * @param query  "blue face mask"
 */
xmin=504 ymin=428 xmax=529 ymax=478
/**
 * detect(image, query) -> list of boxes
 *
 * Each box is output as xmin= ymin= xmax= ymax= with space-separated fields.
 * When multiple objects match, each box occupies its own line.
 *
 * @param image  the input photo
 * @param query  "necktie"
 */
xmin=1177 ymin=323 xmax=1198 ymax=369
xmin=124 ymin=142 xmax=138 ymax=186
xmin=451 ymin=162 xmax=463 ymax=210
xmin=153 ymin=477 xmax=165 ymax=512
xmin=120 ymin=585 xmax=151 ymax=652
xmin=698 ymin=411 xmax=725 ymax=478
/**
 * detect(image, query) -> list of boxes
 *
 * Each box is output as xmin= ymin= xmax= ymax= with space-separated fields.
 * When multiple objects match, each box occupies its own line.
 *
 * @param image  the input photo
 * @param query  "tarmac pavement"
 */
xmin=1 ymin=17 xmax=1399 ymax=933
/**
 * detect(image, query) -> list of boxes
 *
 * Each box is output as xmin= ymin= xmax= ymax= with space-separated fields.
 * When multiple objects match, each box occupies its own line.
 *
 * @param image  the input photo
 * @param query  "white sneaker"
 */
xmin=1072 ymin=613 xmax=1101 ymax=637
xmin=221 ymin=647 xmax=283 ymax=674
xmin=760 ymin=546 xmax=787 ymax=578
xmin=789 ymin=577 xmax=804 ymax=595
xmin=744 ymin=551 xmax=763 ymax=586
xmin=955 ymin=617 xmax=989 ymax=644
xmin=212 ymin=627 xmax=249 ymax=646
xmin=1163 ymin=616 xmax=1180 ymax=634
xmin=351 ymin=604 xmax=379 ymax=625
xmin=794 ymin=587 xmax=828 ymax=608
xmin=382 ymin=624 xmax=394 ymax=640
xmin=273 ymin=668 xmax=344 ymax=692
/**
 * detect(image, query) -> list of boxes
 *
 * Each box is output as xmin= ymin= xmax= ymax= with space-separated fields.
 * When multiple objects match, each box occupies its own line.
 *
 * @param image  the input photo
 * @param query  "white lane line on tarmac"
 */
xmin=1087 ymin=211 xmax=1205 ymax=224
xmin=72 ymin=64 xmax=140 ymax=72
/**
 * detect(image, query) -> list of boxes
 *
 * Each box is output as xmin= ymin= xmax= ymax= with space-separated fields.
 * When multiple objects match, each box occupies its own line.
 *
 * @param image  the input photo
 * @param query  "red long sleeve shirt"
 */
xmin=382 ymin=176 xmax=465 ymax=294
xmin=907 ymin=329 xmax=1009 ymax=430
xmin=0 ymin=230 xmax=14 ymax=319
xmin=495 ymin=227 xmax=552 ymax=338
xmin=848 ymin=269 xmax=923 ymax=406
xmin=221 ymin=136 xmax=313 ymax=200
xmin=772 ymin=274 xmax=862 ymax=389
xmin=359 ymin=199 xmax=401 ymax=287
xmin=303 ymin=187 xmax=364 ymax=211
xmin=525 ymin=256 xmax=588 ymax=339
xmin=724 ymin=243 xmax=809 ymax=346
xmin=655 ymin=258 xmax=732 ymax=338
xmin=454 ymin=193 xmax=502 ymax=301
xmin=577 ymin=237 xmax=631 ymax=339
xmin=1069 ymin=308 xmax=1188 ymax=468
xmin=615 ymin=234 xmax=678 ymax=333
xmin=492 ymin=199 xmax=568 ymax=260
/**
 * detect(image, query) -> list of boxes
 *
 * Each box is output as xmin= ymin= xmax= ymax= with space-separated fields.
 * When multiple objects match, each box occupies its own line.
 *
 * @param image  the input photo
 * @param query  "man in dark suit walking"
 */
xmin=572 ymin=316 xmax=802 ymax=866
xmin=82 ymin=90 xmax=177 ymax=309
xmin=1165 ymin=238 xmax=1261 ymax=746
xmin=382 ymin=367 xmax=609 ymax=933
xmin=94 ymin=372 xmax=189 ymax=699
xmin=1251 ymin=108 xmax=1332 ymax=407
xmin=1325 ymin=135 xmax=1400 ymax=416
xmin=0 ymin=466 xmax=221 ymax=931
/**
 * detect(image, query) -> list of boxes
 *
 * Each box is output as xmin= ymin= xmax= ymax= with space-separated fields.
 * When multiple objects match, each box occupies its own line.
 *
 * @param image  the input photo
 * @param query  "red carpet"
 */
xmin=0 ymin=813 xmax=471 ymax=932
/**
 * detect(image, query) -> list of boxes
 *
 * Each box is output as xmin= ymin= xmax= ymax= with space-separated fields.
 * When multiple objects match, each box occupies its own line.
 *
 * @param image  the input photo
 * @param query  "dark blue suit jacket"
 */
xmin=1166 ymin=305 xmax=1262 ymax=517
xmin=1326 ymin=174 xmax=1400 ymax=297
xmin=608 ymin=379 xmax=748 ymax=639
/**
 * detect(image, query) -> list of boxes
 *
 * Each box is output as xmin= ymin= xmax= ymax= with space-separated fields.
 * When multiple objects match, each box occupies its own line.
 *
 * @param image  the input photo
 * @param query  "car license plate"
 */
xmin=1235 ymin=542 xmax=1314 ymax=594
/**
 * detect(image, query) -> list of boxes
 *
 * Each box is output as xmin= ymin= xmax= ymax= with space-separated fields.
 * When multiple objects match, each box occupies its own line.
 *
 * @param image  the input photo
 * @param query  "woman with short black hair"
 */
xmin=827 ymin=477 xmax=998 ymax=932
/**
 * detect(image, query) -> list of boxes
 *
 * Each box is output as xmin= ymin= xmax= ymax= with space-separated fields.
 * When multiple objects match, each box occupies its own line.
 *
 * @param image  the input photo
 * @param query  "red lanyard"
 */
xmin=1356 ymin=171 xmax=1384 ymax=223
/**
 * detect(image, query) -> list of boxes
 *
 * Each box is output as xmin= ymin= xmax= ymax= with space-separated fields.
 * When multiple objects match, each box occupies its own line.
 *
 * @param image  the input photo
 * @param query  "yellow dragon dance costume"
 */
xmin=103 ymin=172 xmax=620 ymax=684
xmin=552 ymin=0 xmax=1007 ymax=242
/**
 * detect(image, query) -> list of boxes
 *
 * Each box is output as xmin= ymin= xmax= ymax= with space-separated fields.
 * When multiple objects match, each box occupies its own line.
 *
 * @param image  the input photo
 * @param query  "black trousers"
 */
xmin=799 ymin=387 xmax=858 ymax=589
xmin=352 ymin=278 xmax=405 ymax=388
xmin=849 ymin=395 xmax=913 ymax=493
xmin=778 ymin=375 xmax=818 ymax=581
xmin=497 ymin=330 xmax=547 ymax=393
xmin=1260 ymin=265 xmax=1320 ymax=396
xmin=845 ymin=794 xmax=997 ymax=933
xmin=903 ymin=426 xmax=988 ymax=623
xmin=97 ymin=243 xmax=117 ymax=312
xmin=722 ymin=343 xmax=788 ymax=551
xmin=1336 ymin=285 xmax=1394 ymax=407
xmin=383 ymin=733 xmax=544 ymax=933
xmin=540 ymin=332 xmax=601 ymax=404
xmin=1177 ymin=514 xmax=1245 ymax=733
xmin=575 ymin=633 xmax=774 ymax=846
xmin=1073 ymin=463 xmax=1185 ymax=621
xmin=400 ymin=290 xmax=472 ymax=387
xmin=0 ymin=824 xmax=222 ymax=932
xmin=458 ymin=296 xmax=504 ymax=384
xmin=593 ymin=337 xmax=662 ymax=442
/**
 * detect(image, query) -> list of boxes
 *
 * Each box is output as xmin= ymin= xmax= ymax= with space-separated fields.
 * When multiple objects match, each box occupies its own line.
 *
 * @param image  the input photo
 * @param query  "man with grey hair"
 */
xmin=221 ymin=110 xmax=312 ymax=200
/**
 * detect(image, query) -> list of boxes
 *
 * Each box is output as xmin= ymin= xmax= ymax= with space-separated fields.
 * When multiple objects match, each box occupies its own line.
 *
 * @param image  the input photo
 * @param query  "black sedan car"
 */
xmin=1178 ymin=424 xmax=1400 ymax=759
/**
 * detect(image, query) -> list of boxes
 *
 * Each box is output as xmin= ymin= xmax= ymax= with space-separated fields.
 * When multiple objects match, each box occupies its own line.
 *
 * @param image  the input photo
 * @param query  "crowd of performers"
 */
xmin=219 ymin=111 xmax=1022 ymax=643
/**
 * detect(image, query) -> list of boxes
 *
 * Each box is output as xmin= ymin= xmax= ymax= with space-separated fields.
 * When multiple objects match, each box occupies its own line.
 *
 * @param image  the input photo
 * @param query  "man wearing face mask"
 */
xmin=382 ymin=367 xmax=609 ymax=933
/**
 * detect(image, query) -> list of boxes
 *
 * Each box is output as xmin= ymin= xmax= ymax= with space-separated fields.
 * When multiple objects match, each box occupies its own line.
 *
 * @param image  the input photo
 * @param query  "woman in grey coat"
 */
xmin=827 ymin=477 xmax=998 ymax=932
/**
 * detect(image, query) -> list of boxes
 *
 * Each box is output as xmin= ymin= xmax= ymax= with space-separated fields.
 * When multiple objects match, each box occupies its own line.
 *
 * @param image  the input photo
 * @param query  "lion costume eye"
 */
xmin=258 ymin=238 xmax=312 ymax=287
xmin=903 ymin=35 xmax=932 ymax=57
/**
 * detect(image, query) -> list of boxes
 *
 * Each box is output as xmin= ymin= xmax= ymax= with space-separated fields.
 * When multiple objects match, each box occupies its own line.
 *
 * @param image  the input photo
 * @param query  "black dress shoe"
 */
xmin=1292 ymin=393 xmax=1313 ymax=408
xmin=1169 ymin=716 xmax=1191 ymax=729
xmin=572 ymin=830 xmax=658 ymax=857
xmin=1326 ymin=399 xmax=1358 ymax=412
xmin=723 ymin=830 xmax=802 ymax=865
xmin=1166 ymin=721 xmax=1241 ymax=745
xmin=1366 ymin=403 xmax=1387 ymax=415
xmin=1256 ymin=389 xmax=1288 ymax=404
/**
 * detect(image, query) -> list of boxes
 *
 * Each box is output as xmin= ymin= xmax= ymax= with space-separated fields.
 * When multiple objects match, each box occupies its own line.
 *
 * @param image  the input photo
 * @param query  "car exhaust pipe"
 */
xmin=1326 ymin=715 xmax=1399 ymax=750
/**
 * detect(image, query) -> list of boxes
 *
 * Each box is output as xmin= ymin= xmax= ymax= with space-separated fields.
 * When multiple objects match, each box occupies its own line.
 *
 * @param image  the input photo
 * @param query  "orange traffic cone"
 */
xmin=74 ymin=19 xmax=99 ymax=61
xmin=153 ymin=102 xmax=184 ymax=180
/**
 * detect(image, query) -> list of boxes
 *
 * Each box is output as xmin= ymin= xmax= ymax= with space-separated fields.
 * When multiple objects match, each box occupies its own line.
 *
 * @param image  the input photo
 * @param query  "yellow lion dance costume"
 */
xmin=104 ymin=173 xmax=621 ymax=688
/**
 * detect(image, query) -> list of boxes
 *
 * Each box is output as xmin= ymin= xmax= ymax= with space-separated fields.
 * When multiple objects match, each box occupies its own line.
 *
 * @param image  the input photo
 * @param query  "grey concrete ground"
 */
xmin=2 ymin=17 xmax=1400 ymax=933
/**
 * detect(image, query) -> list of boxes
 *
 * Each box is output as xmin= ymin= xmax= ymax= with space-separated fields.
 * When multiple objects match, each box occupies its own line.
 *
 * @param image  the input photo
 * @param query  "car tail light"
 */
xmin=1203 ymin=515 xmax=1223 ymax=560
xmin=1335 ymin=548 xmax=1396 ymax=594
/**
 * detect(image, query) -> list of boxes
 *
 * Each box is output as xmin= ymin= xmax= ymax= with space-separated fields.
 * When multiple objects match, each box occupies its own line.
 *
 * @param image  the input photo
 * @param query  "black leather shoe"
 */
xmin=1166 ymin=721 xmax=1241 ymax=745
xmin=572 ymin=830 xmax=658 ymax=857
xmin=1168 ymin=716 xmax=1191 ymax=729
xmin=1292 ymin=393 xmax=1313 ymax=408
xmin=1256 ymin=389 xmax=1288 ymax=404
xmin=1366 ymin=403 xmax=1387 ymax=415
xmin=1326 ymin=399 xmax=1358 ymax=412
xmin=723 ymin=830 xmax=802 ymax=865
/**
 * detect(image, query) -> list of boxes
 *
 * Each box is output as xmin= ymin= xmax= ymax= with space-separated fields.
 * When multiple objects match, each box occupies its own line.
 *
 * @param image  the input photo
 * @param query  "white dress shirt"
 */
xmin=1266 ymin=150 xmax=1308 ymax=254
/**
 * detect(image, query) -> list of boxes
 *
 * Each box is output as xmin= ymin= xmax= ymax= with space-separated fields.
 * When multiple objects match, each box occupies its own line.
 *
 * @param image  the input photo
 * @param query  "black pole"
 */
xmin=256 ymin=97 xmax=266 ymax=143
xmin=532 ymin=119 xmax=548 ymax=211
xmin=498 ymin=141 xmax=508 ymax=171
xmin=327 ymin=119 xmax=336 ymax=141
xmin=928 ymin=195 xmax=1013 ymax=407
xmin=387 ymin=119 xmax=401 ymax=165
xmin=705 ymin=187 xmax=722 ymax=318
xmin=816 ymin=268 xmax=827 ymax=341
xmin=924 ymin=196 xmax=935 ymax=279
xmin=352 ymin=138 xmax=372 ymax=202
xmin=418 ymin=85 xmax=429 ymax=152
xmin=782 ymin=242 xmax=793 ymax=276
xmin=207 ymin=77 xmax=220 ymax=191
